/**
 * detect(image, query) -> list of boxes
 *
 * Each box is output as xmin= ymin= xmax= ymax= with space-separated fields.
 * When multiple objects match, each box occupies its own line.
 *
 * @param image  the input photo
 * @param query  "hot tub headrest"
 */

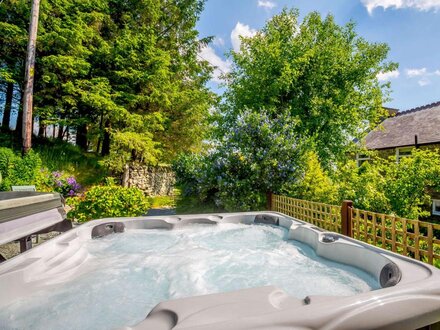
xmin=91 ymin=222 xmax=125 ymax=238
xmin=254 ymin=214 xmax=279 ymax=226
xmin=380 ymin=262 xmax=402 ymax=288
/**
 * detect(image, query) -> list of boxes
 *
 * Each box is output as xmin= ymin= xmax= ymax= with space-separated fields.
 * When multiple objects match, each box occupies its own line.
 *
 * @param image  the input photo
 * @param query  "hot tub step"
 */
xmin=43 ymin=242 xmax=83 ymax=268
xmin=29 ymin=247 xmax=89 ymax=283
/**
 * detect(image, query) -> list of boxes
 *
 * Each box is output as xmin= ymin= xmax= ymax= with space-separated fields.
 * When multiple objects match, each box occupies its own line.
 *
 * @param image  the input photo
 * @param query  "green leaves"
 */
xmin=173 ymin=109 xmax=307 ymax=211
xmin=336 ymin=149 xmax=440 ymax=219
xmin=1 ymin=0 xmax=215 ymax=164
xmin=67 ymin=181 xmax=150 ymax=222
xmin=0 ymin=148 xmax=43 ymax=190
xmin=223 ymin=9 xmax=396 ymax=168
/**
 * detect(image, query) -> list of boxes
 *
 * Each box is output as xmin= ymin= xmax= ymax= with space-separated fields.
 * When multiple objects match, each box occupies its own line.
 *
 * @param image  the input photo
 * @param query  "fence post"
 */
xmin=341 ymin=200 xmax=353 ymax=237
xmin=266 ymin=191 xmax=273 ymax=211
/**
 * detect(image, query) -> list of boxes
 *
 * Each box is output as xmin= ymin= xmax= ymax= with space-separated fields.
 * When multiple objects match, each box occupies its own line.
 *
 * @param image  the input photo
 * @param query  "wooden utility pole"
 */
xmin=22 ymin=0 xmax=41 ymax=154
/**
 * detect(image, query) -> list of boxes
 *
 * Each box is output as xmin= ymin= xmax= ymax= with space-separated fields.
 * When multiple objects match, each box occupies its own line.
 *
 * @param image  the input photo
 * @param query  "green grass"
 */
xmin=33 ymin=138 xmax=105 ymax=186
xmin=0 ymin=134 xmax=106 ymax=187
xmin=149 ymin=195 xmax=176 ymax=208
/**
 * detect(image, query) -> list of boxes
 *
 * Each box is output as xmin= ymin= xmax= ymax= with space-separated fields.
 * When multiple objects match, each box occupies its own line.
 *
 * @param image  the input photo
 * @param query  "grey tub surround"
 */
xmin=0 ymin=212 xmax=439 ymax=330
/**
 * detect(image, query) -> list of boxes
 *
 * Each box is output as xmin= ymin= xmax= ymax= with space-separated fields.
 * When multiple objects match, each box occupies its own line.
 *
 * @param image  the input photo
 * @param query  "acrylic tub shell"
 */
xmin=0 ymin=212 xmax=439 ymax=330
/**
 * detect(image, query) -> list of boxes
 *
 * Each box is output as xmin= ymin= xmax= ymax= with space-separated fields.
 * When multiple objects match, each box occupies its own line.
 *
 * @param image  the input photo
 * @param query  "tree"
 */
xmin=222 ymin=9 xmax=397 ymax=168
xmin=284 ymin=151 xmax=338 ymax=204
xmin=0 ymin=0 xmax=215 ymax=165
xmin=99 ymin=0 xmax=215 ymax=164
xmin=22 ymin=0 xmax=41 ymax=153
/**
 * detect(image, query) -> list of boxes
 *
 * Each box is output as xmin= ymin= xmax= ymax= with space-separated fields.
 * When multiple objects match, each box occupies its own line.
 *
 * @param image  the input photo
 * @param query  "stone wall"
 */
xmin=122 ymin=164 xmax=175 ymax=196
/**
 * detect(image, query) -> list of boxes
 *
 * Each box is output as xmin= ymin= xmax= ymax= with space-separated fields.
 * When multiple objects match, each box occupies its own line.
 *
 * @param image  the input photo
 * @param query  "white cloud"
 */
xmin=258 ymin=0 xmax=276 ymax=9
xmin=362 ymin=0 xmax=440 ymax=14
xmin=231 ymin=22 xmax=257 ymax=52
xmin=377 ymin=69 xmax=400 ymax=81
xmin=406 ymin=68 xmax=427 ymax=77
xmin=198 ymin=46 xmax=231 ymax=83
xmin=404 ymin=67 xmax=440 ymax=87
xmin=213 ymin=37 xmax=225 ymax=47
xmin=418 ymin=77 xmax=431 ymax=86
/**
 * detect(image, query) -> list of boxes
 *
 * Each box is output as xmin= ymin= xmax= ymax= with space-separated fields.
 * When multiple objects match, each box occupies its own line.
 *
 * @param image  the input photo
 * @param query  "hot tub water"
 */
xmin=0 ymin=223 xmax=379 ymax=330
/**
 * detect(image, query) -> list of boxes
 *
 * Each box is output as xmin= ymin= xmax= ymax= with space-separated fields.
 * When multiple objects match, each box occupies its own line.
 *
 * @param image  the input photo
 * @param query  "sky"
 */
xmin=196 ymin=0 xmax=440 ymax=111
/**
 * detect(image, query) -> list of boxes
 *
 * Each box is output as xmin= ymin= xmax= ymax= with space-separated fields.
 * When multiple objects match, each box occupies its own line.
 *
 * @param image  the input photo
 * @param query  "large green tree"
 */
xmin=222 ymin=9 xmax=397 ymax=167
xmin=173 ymin=8 xmax=399 ymax=211
xmin=0 ymin=0 xmax=215 ymax=167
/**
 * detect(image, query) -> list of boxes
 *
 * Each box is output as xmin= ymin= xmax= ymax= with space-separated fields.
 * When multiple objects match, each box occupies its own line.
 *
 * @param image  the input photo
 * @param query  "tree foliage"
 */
xmin=284 ymin=151 xmax=338 ymax=204
xmin=222 ymin=9 xmax=396 ymax=167
xmin=0 ymin=0 xmax=216 ymax=168
xmin=175 ymin=8 xmax=397 ymax=211
xmin=335 ymin=149 xmax=440 ymax=219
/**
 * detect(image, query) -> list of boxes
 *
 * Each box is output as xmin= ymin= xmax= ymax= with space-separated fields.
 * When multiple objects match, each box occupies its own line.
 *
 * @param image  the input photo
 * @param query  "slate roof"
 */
xmin=365 ymin=101 xmax=440 ymax=150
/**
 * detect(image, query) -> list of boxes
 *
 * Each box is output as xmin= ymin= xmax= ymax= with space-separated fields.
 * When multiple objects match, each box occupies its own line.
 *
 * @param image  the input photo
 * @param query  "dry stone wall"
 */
xmin=122 ymin=164 xmax=175 ymax=196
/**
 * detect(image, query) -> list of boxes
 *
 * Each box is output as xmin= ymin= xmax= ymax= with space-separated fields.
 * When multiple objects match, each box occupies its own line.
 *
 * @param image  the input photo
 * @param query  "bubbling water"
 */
xmin=0 ymin=224 xmax=379 ymax=330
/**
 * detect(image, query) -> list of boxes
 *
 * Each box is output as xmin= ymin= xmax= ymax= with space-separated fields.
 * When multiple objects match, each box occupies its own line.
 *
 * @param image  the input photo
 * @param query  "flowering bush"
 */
xmin=173 ymin=110 xmax=307 ymax=211
xmin=39 ymin=170 xmax=81 ymax=197
xmin=53 ymin=172 xmax=81 ymax=197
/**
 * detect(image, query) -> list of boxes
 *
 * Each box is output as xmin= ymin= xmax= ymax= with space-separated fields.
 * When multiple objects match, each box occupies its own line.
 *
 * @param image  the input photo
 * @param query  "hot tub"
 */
xmin=0 ymin=212 xmax=439 ymax=330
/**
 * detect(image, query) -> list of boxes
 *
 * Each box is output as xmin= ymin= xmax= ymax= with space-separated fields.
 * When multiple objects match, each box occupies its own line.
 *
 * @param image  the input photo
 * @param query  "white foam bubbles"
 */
xmin=0 ymin=224 xmax=379 ymax=329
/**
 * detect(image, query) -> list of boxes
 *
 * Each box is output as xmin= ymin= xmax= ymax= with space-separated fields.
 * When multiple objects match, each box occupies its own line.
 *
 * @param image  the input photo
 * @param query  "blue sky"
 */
xmin=196 ymin=0 xmax=440 ymax=111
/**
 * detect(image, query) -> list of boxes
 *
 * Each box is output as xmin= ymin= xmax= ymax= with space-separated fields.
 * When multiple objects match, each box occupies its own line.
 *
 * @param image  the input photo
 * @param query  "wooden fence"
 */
xmin=271 ymin=194 xmax=341 ymax=233
xmin=271 ymin=194 xmax=440 ymax=267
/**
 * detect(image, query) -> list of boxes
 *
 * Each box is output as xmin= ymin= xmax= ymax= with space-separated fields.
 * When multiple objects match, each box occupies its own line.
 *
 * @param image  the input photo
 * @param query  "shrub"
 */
xmin=335 ymin=149 xmax=440 ymax=219
xmin=383 ymin=149 xmax=440 ymax=219
xmin=67 ymin=179 xmax=150 ymax=222
xmin=0 ymin=147 xmax=43 ymax=190
xmin=173 ymin=110 xmax=307 ymax=211
xmin=173 ymin=153 xmax=210 ymax=197
xmin=38 ymin=170 xmax=82 ymax=197
xmin=283 ymin=151 xmax=338 ymax=204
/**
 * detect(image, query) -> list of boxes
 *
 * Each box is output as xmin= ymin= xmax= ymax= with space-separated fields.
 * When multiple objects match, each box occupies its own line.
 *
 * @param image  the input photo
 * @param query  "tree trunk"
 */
xmin=38 ymin=119 xmax=46 ymax=137
xmin=76 ymin=123 xmax=88 ymax=150
xmin=96 ymin=112 xmax=103 ymax=153
xmin=57 ymin=124 xmax=64 ymax=140
xmin=101 ymin=119 xmax=111 ymax=156
xmin=2 ymin=83 xmax=14 ymax=131
xmin=22 ymin=0 xmax=41 ymax=154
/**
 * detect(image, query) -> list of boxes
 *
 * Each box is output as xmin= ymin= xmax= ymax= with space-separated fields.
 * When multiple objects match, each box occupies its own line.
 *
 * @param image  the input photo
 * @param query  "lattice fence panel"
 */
xmin=272 ymin=194 xmax=341 ymax=233
xmin=351 ymin=208 xmax=440 ymax=267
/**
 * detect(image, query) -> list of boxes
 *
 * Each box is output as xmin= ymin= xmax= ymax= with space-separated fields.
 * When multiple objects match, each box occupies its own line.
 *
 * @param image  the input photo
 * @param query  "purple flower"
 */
xmin=52 ymin=171 xmax=61 ymax=178
xmin=66 ymin=177 xmax=76 ymax=185
xmin=55 ymin=180 xmax=63 ymax=187
xmin=68 ymin=189 xmax=75 ymax=196
xmin=72 ymin=182 xmax=81 ymax=191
